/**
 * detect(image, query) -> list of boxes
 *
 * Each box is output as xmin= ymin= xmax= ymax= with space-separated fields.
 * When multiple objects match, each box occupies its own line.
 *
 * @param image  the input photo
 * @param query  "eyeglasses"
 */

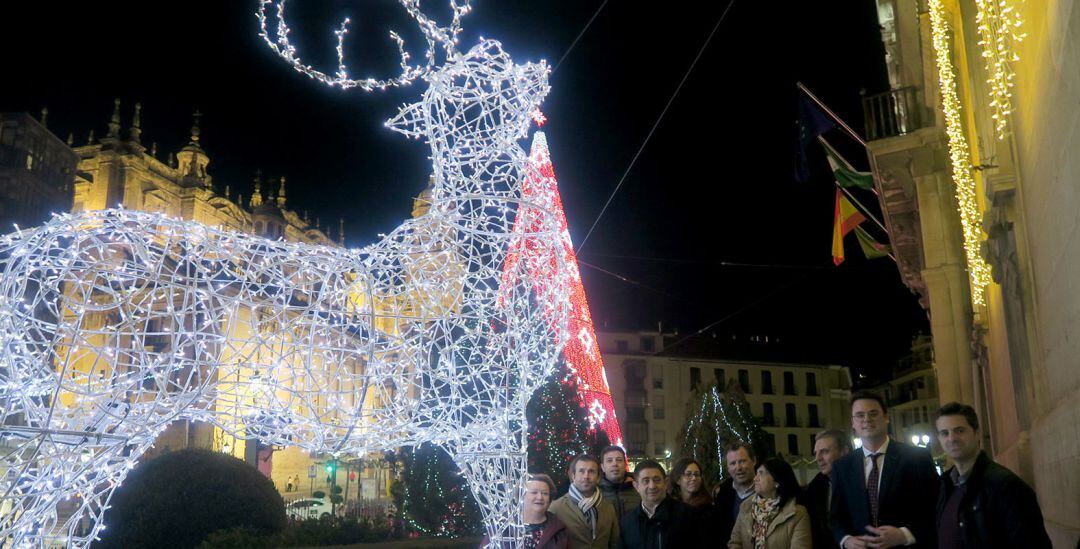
xmin=682 ymin=471 xmax=702 ymax=478
xmin=852 ymin=411 xmax=882 ymax=421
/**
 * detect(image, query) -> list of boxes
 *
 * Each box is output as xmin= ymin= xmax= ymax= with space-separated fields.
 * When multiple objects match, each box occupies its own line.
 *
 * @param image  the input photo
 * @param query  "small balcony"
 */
xmin=862 ymin=86 xmax=931 ymax=141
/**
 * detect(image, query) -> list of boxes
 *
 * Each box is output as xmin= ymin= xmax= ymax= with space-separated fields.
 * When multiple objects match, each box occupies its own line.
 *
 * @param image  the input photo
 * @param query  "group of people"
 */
xmin=513 ymin=390 xmax=1053 ymax=548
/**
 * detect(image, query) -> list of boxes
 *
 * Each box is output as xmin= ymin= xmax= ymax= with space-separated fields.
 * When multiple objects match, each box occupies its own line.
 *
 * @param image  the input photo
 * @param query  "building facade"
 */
xmin=0 ymin=111 xmax=78 ymax=229
xmin=598 ymin=331 xmax=852 ymax=482
xmin=865 ymin=1 xmax=1080 ymax=543
xmin=871 ymin=335 xmax=939 ymax=449
xmin=0 ymin=101 xmax=397 ymax=503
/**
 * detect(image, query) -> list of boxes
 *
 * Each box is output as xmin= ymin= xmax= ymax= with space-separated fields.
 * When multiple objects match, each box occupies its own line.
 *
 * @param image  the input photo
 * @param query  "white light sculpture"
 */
xmin=0 ymin=1 xmax=570 ymax=546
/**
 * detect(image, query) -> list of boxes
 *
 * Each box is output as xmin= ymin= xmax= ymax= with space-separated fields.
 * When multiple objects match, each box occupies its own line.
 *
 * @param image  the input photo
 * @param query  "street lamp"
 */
xmin=910 ymin=434 xmax=931 ymax=448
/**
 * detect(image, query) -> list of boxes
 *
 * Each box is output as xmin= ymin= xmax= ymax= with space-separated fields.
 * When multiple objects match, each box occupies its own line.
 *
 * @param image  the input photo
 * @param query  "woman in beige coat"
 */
xmin=728 ymin=457 xmax=811 ymax=549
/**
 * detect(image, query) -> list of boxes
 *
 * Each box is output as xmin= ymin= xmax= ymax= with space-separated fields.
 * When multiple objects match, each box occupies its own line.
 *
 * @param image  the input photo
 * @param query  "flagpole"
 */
xmin=799 ymin=83 xmax=900 ymax=260
xmin=797 ymin=82 xmax=866 ymax=147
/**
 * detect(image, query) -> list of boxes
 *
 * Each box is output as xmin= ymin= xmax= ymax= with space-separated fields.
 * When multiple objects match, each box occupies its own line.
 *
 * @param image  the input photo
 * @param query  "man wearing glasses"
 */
xmin=830 ymin=391 xmax=938 ymax=548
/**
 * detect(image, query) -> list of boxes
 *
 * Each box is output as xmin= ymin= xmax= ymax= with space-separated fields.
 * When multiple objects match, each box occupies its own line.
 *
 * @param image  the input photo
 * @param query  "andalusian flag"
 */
xmin=855 ymin=226 xmax=891 ymax=259
xmin=820 ymin=137 xmax=875 ymax=190
xmin=832 ymin=189 xmax=866 ymax=265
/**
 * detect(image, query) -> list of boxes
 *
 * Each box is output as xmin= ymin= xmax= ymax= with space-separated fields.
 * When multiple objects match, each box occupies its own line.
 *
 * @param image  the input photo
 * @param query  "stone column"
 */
xmin=915 ymin=171 xmax=974 ymax=404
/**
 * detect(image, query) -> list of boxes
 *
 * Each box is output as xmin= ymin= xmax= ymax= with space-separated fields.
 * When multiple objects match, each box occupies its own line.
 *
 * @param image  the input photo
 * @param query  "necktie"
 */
xmin=867 ymin=452 xmax=881 ymax=526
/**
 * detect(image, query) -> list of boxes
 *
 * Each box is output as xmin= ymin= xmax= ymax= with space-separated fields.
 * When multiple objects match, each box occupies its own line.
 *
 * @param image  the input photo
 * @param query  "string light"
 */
xmin=974 ymin=0 xmax=1025 ymax=139
xmin=0 ymin=2 xmax=569 ymax=547
xmin=927 ymin=0 xmax=992 ymax=306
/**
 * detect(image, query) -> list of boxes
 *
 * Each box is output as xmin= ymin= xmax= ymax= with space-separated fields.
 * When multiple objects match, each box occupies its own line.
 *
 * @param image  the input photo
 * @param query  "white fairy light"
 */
xmin=927 ymin=0 xmax=992 ymax=305
xmin=0 ymin=2 xmax=568 ymax=547
xmin=974 ymin=0 xmax=1025 ymax=139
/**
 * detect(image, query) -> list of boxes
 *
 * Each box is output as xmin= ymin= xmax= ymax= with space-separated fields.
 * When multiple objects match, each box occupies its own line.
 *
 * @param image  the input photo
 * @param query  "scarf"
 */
xmin=750 ymin=495 xmax=780 ymax=549
xmin=567 ymin=484 xmax=601 ymax=539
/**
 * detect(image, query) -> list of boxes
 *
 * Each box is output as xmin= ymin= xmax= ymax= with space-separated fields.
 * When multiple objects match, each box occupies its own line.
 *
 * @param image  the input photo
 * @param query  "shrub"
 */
xmin=98 ymin=449 xmax=286 ymax=548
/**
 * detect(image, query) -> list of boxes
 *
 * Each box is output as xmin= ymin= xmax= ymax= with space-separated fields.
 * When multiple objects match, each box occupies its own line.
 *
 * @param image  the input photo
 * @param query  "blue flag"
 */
xmin=794 ymin=94 xmax=836 ymax=183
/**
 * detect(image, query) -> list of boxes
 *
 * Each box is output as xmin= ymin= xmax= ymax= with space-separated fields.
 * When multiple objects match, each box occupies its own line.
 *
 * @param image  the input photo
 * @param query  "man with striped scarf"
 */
xmin=551 ymin=454 xmax=620 ymax=548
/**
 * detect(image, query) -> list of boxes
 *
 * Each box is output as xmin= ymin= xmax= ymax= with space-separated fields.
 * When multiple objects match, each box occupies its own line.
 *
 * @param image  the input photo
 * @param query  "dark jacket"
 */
xmin=830 ymin=439 xmax=939 ymax=548
xmin=480 ymin=512 xmax=569 ymax=549
xmin=600 ymin=474 xmax=642 ymax=520
xmin=617 ymin=497 xmax=700 ymax=549
xmin=805 ymin=472 xmax=834 ymax=549
xmin=711 ymin=478 xmax=751 ymax=544
xmin=935 ymin=451 xmax=1051 ymax=549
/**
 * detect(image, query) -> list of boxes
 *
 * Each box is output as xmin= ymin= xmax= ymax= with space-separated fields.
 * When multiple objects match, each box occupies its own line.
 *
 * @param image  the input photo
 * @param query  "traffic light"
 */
xmin=325 ymin=460 xmax=336 ymax=475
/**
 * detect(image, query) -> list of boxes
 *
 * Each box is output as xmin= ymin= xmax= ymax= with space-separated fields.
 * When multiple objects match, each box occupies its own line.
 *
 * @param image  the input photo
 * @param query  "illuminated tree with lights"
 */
xmin=525 ymin=367 xmax=609 ymax=494
xmin=679 ymin=381 xmax=770 ymax=487
xmin=396 ymin=443 xmax=482 ymax=538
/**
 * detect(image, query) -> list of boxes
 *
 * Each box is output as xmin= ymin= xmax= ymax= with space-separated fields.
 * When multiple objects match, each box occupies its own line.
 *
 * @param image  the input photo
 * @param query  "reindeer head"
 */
xmin=385 ymin=41 xmax=550 ymax=148
xmin=258 ymin=1 xmax=549 ymax=150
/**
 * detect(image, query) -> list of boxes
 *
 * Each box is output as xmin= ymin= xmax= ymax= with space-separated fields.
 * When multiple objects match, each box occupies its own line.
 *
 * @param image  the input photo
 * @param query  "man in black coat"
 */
xmin=934 ymin=402 xmax=1051 ymax=549
xmin=807 ymin=429 xmax=852 ymax=549
xmin=599 ymin=445 xmax=641 ymax=520
xmin=618 ymin=460 xmax=699 ymax=549
xmin=711 ymin=441 xmax=756 ymax=543
xmin=831 ymin=391 xmax=938 ymax=548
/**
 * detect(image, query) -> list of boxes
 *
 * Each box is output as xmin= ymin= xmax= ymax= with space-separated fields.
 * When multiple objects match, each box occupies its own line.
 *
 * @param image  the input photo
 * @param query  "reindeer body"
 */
xmin=0 ymin=35 xmax=567 ymax=547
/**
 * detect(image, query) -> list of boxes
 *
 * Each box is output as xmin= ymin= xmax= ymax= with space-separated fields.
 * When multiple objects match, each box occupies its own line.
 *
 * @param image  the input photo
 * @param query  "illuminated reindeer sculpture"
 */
xmin=0 ymin=1 xmax=570 ymax=546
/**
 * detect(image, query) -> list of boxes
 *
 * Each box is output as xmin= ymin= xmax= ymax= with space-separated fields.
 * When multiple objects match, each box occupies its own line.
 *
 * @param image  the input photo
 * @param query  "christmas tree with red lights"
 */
xmin=506 ymin=119 xmax=623 ymax=450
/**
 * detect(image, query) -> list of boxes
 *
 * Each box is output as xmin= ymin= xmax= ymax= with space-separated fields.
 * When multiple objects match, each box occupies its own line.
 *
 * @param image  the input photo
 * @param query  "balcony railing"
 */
xmin=862 ymin=86 xmax=930 ymax=140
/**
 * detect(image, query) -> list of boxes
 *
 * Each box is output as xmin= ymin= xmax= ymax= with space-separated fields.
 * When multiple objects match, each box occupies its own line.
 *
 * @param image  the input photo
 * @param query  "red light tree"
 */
xmin=504 ymin=125 xmax=623 ymax=447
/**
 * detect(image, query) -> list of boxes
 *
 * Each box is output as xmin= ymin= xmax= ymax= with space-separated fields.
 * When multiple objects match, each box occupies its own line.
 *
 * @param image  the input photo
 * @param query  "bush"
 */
xmin=200 ymin=516 xmax=393 ymax=548
xmin=98 ymin=449 xmax=286 ymax=548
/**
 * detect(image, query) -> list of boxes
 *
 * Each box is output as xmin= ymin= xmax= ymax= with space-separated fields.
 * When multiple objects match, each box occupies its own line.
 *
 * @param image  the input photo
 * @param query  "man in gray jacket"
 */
xmin=551 ymin=454 xmax=620 ymax=548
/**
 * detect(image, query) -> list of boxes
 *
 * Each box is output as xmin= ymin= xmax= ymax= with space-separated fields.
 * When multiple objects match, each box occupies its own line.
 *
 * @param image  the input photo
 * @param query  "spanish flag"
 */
xmin=832 ymin=189 xmax=866 ymax=265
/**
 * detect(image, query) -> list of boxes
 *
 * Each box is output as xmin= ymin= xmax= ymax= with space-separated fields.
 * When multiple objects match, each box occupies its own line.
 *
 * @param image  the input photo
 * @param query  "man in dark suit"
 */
xmin=807 ymin=429 xmax=852 ymax=549
xmin=831 ymin=391 xmax=938 ymax=548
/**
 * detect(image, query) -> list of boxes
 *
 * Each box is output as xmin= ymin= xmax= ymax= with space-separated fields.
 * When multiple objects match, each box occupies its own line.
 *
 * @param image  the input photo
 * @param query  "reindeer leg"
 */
xmin=0 ymin=430 xmax=149 ymax=548
xmin=448 ymin=420 xmax=529 ymax=549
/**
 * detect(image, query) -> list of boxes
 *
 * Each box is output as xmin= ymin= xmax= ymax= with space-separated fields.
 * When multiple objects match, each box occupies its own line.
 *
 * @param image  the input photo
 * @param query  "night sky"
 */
xmin=1 ymin=1 xmax=928 ymax=381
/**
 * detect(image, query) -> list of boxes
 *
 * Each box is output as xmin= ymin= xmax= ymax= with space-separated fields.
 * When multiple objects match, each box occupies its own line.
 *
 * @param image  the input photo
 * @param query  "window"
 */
xmin=652 ymin=377 xmax=664 ymax=389
xmin=713 ymin=368 xmax=725 ymax=390
xmin=761 ymin=371 xmax=774 ymax=394
xmin=808 ymin=404 xmax=821 ymax=428
xmin=765 ymin=433 xmax=777 ymax=457
xmin=653 ymin=395 xmax=665 ymax=420
xmin=806 ymin=372 xmax=819 ymax=396
xmin=641 ymin=336 xmax=655 ymax=352
xmin=762 ymin=402 xmax=775 ymax=426
xmin=738 ymin=369 xmax=751 ymax=393
xmin=625 ymin=390 xmax=647 ymax=422
xmin=788 ymin=434 xmax=800 ymax=456
xmin=627 ymin=423 xmax=647 ymax=455
xmin=616 ymin=340 xmax=628 ymax=353
xmin=785 ymin=403 xmax=798 ymax=427
xmin=783 ymin=371 xmax=797 ymax=395
xmin=810 ymin=435 xmax=817 ymax=454
xmin=654 ymin=430 xmax=666 ymax=456
xmin=690 ymin=367 xmax=701 ymax=390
